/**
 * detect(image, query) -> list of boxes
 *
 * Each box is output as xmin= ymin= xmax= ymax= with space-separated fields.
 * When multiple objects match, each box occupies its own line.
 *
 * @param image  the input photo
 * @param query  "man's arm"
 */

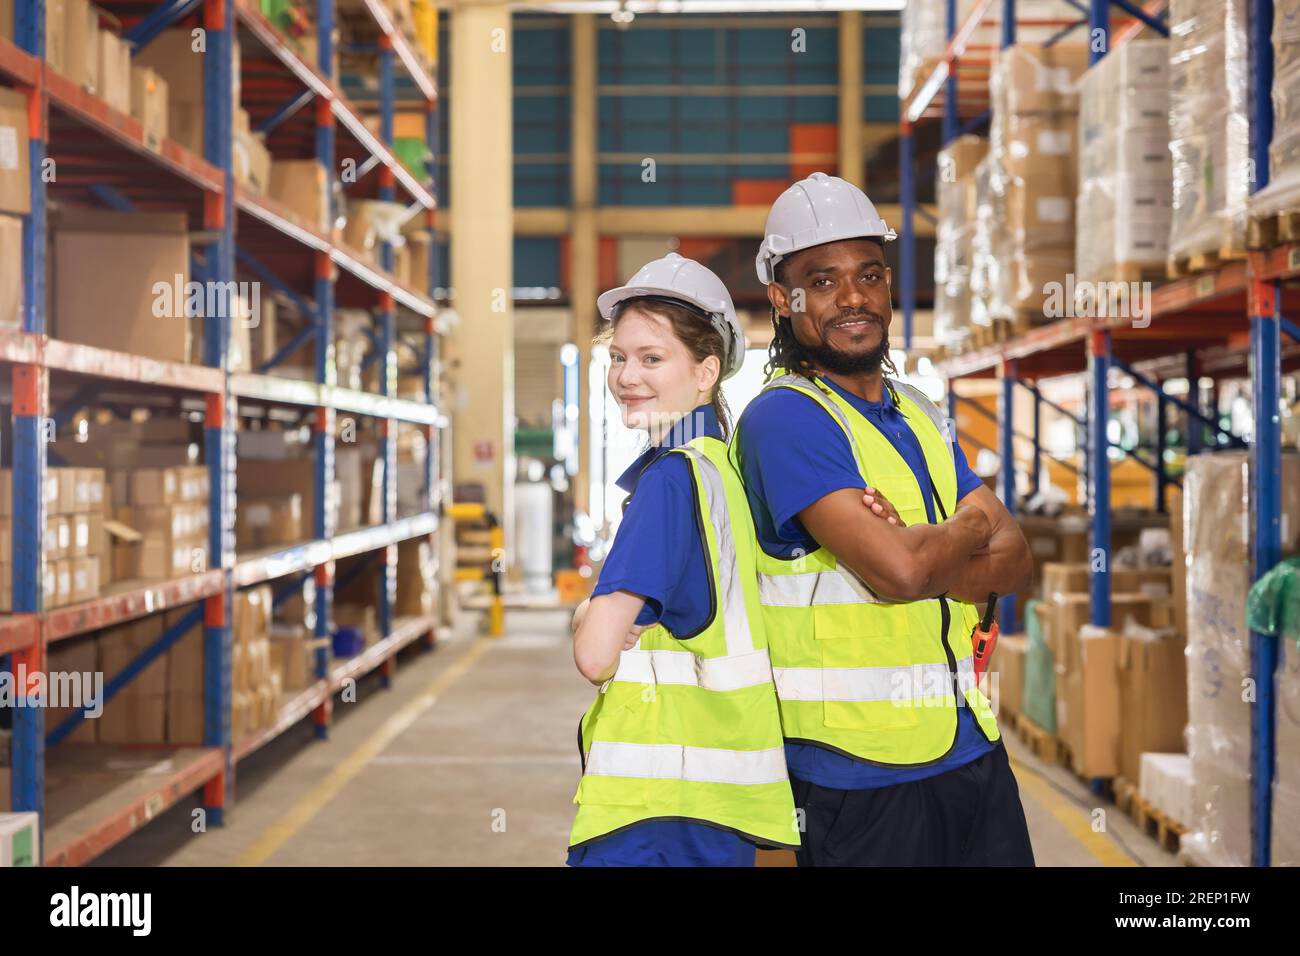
xmin=799 ymin=489 xmax=992 ymax=602
xmin=943 ymin=485 xmax=1033 ymax=603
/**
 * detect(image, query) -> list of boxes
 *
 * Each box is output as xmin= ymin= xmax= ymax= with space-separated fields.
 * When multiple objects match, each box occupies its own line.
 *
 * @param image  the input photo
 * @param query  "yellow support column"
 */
xmin=448 ymin=1 xmax=515 ymax=569
xmin=838 ymin=10 xmax=864 ymax=185
xmin=570 ymin=13 xmax=598 ymax=523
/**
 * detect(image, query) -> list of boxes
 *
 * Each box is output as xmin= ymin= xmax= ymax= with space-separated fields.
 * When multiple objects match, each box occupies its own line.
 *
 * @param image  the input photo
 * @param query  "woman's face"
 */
xmin=607 ymin=306 xmax=718 ymax=437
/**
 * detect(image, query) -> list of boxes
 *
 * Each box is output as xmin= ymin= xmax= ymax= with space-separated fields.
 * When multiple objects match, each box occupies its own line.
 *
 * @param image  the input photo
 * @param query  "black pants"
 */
xmin=791 ymin=741 xmax=1036 ymax=867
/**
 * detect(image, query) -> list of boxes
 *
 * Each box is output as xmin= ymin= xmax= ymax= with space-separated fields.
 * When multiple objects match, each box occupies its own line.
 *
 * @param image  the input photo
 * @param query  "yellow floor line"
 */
xmin=1007 ymin=752 xmax=1137 ymax=867
xmin=233 ymin=638 xmax=494 ymax=867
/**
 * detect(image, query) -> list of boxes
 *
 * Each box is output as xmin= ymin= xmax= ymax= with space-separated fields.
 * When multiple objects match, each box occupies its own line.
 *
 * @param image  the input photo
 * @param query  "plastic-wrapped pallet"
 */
xmin=1275 ymin=635 xmax=1300 ymax=865
xmin=934 ymin=135 xmax=987 ymax=348
xmin=1181 ymin=452 xmax=1300 ymax=865
xmin=1076 ymin=40 xmax=1173 ymax=283
xmin=899 ymin=0 xmax=974 ymax=100
xmin=968 ymin=155 xmax=1002 ymax=331
xmin=1247 ymin=0 xmax=1300 ymax=244
xmin=1167 ymin=0 xmax=1250 ymax=268
xmin=1139 ymin=753 xmax=1195 ymax=828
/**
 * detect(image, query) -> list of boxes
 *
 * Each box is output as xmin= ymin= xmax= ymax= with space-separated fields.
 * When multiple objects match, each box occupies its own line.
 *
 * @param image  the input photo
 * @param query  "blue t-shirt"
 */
xmin=734 ymin=375 xmax=996 ymax=791
xmin=569 ymin=404 xmax=757 ymax=867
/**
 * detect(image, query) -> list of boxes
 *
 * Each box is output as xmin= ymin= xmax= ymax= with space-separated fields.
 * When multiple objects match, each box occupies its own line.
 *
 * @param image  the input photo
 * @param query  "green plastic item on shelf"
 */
xmin=1022 ymin=598 xmax=1057 ymax=734
xmin=393 ymin=137 xmax=431 ymax=179
xmin=260 ymin=0 xmax=296 ymax=31
xmin=1247 ymin=557 xmax=1300 ymax=647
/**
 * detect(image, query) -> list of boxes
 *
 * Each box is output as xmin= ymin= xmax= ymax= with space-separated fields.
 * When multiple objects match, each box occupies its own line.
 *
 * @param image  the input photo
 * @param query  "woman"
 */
xmin=566 ymin=253 xmax=798 ymax=867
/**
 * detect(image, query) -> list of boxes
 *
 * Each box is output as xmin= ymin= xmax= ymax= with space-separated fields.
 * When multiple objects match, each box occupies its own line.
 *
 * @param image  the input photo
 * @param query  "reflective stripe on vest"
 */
xmin=773 ymin=655 xmax=976 ymax=702
xmin=612 ymin=647 xmax=774 ymax=692
xmin=757 ymin=567 xmax=885 ymax=606
xmin=585 ymin=741 xmax=789 ymax=786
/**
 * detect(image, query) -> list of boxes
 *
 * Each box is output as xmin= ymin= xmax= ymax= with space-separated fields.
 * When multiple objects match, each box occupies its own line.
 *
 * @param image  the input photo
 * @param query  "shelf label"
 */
xmin=1195 ymin=274 xmax=1215 ymax=298
xmin=1289 ymin=247 xmax=1300 ymax=274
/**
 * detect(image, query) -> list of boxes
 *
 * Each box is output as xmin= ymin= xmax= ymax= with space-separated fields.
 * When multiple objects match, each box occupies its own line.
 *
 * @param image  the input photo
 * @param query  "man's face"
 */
xmin=767 ymin=238 xmax=893 ymax=374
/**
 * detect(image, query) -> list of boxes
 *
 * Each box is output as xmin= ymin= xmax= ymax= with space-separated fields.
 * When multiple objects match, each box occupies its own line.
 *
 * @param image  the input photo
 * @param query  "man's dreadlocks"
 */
xmin=763 ymin=259 xmax=901 ymax=406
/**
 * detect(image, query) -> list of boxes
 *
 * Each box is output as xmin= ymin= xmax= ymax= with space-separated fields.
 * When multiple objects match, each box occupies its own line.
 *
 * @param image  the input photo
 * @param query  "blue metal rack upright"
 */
xmin=912 ymin=0 xmax=1298 ymax=865
xmin=1 ymin=0 xmax=444 ymax=864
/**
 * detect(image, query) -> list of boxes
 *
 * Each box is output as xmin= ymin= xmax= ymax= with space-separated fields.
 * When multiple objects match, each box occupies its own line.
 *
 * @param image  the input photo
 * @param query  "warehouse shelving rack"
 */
xmin=1 ymin=0 xmax=445 ymax=865
xmin=901 ymin=0 xmax=1300 ymax=865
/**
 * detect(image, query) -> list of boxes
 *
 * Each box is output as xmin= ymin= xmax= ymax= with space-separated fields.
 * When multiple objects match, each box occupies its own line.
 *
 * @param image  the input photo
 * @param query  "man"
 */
xmin=732 ymin=172 xmax=1036 ymax=866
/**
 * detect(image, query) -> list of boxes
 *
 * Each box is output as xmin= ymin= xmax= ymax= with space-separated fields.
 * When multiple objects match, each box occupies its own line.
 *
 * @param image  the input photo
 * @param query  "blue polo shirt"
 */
xmin=568 ymin=404 xmax=757 ymax=868
xmin=733 ymin=375 xmax=996 ymax=791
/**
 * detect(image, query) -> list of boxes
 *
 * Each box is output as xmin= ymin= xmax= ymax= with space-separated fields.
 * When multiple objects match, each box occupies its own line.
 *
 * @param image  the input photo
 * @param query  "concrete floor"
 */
xmin=96 ymin=607 xmax=1176 ymax=867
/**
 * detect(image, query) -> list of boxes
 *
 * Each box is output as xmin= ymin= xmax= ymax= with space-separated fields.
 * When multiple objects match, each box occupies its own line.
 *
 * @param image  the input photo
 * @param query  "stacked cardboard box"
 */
xmin=1117 ymin=621 xmax=1187 ymax=784
xmin=44 ymin=637 xmax=98 ymax=744
xmin=1077 ymin=40 xmax=1173 ymax=283
xmin=98 ymin=618 xmax=169 ymax=743
xmin=0 ymin=467 xmax=107 ymax=609
xmin=268 ymin=624 xmax=329 ymax=692
xmin=0 ymin=86 xmax=30 ymax=330
xmin=235 ymin=493 xmax=304 ymax=551
xmin=1166 ymin=0 xmax=1250 ymax=267
xmin=134 ymin=28 xmax=242 ymax=160
xmin=1043 ymin=583 xmax=1173 ymax=777
xmin=933 ymin=136 xmax=988 ymax=348
xmin=987 ymin=43 xmax=1089 ymax=324
xmin=1181 ymin=452 xmax=1300 ymax=865
xmin=992 ymin=633 xmax=1026 ymax=719
xmin=232 ymin=586 xmax=281 ymax=740
xmin=110 ymin=466 xmax=210 ymax=583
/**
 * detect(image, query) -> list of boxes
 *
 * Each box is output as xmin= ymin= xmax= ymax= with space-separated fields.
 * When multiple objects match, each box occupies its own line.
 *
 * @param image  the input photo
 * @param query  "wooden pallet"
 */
xmin=1010 ymin=711 xmax=1067 ymax=765
xmin=1099 ymin=262 xmax=1169 ymax=285
xmin=1167 ymin=244 xmax=1247 ymax=279
xmin=1114 ymin=775 xmax=1187 ymax=852
xmin=1248 ymin=209 xmax=1300 ymax=249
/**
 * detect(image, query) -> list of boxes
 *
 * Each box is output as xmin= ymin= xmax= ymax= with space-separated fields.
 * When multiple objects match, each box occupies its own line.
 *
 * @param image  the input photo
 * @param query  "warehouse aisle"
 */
xmin=96 ymin=608 xmax=1175 ymax=867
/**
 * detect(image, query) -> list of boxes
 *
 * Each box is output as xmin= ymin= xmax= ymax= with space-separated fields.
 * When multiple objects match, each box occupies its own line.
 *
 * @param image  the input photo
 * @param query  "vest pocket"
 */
xmin=813 ymin=600 xmax=919 ymax=731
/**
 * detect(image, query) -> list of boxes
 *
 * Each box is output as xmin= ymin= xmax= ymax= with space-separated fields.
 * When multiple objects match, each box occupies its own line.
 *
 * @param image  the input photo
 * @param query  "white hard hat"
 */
xmin=755 ymin=171 xmax=897 ymax=284
xmin=597 ymin=253 xmax=746 ymax=380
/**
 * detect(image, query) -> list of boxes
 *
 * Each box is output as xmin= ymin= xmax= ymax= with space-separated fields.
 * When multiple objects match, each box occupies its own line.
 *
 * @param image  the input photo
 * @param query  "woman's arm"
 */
xmin=573 ymin=590 xmax=649 ymax=685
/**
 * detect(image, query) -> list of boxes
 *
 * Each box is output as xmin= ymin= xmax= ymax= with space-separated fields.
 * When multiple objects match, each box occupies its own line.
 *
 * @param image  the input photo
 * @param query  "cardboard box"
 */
xmin=0 ymin=516 xmax=9 ymax=564
xmin=167 ymin=691 xmax=204 ymax=744
xmin=236 ymin=494 xmax=304 ymax=551
xmin=131 ymin=28 xmax=240 ymax=108
xmin=52 ymin=210 xmax=191 ymax=362
xmin=0 ymin=213 xmax=20 ymax=328
xmin=130 ymin=468 xmax=179 ymax=507
xmin=45 ymin=637 xmax=98 ymax=744
xmin=0 ymin=88 xmax=32 ymax=216
xmin=234 ymin=127 xmax=272 ymax=195
xmin=46 ymin=515 xmax=68 ymax=560
xmin=69 ymin=513 xmax=90 ymax=557
xmin=0 ymin=768 xmax=10 ymax=813
xmin=70 ymin=555 xmax=98 ymax=602
xmin=268 ymin=626 xmax=326 ymax=691
xmin=406 ymin=231 xmax=431 ymax=295
xmin=993 ymin=43 xmax=1090 ymax=115
xmin=395 ymin=537 xmax=434 ymax=617
xmin=1004 ymin=169 xmax=1076 ymax=249
xmin=168 ymin=99 xmax=202 ymax=154
xmin=0 ymin=813 xmax=39 ymax=867
xmin=98 ymin=619 xmax=169 ymax=743
xmin=164 ymin=606 xmax=204 ymax=693
xmin=993 ymin=633 xmax=1026 ymax=718
xmin=1055 ymin=624 xmax=1120 ymax=777
xmin=0 ymin=0 xmax=13 ymax=42
xmin=96 ymin=29 xmax=130 ymax=113
xmin=130 ymin=66 xmax=169 ymax=149
xmin=53 ymin=558 xmax=72 ymax=607
xmin=62 ymin=0 xmax=96 ymax=90
xmin=235 ymin=585 xmax=272 ymax=645
xmin=44 ymin=0 xmax=67 ymax=73
xmin=269 ymin=160 xmax=329 ymax=231
xmin=1117 ymin=625 xmax=1188 ymax=783
xmin=937 ymin=135 xmax=988 ymax=187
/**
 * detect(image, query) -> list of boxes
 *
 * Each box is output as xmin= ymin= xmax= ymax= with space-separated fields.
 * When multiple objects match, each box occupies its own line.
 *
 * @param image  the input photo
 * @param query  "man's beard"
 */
xmin=799 ymin=317 xmax=890 ymax=376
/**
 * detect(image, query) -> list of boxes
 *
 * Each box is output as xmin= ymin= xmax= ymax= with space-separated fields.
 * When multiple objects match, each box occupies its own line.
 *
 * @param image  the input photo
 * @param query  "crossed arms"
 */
xmin=802 ymin=483 xmax=1033 ymax=605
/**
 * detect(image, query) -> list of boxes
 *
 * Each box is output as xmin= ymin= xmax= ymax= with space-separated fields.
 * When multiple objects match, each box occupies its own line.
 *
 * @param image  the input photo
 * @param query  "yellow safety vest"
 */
xmin=730 ymin=372 xmax=1000 ymax=766
xmin=569 ymin=436 xmax=799 ymax=850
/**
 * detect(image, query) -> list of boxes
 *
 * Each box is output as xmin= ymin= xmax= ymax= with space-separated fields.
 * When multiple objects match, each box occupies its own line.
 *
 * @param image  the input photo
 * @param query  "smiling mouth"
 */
xmin=828 ymin=317 xmax=879 ymax=332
